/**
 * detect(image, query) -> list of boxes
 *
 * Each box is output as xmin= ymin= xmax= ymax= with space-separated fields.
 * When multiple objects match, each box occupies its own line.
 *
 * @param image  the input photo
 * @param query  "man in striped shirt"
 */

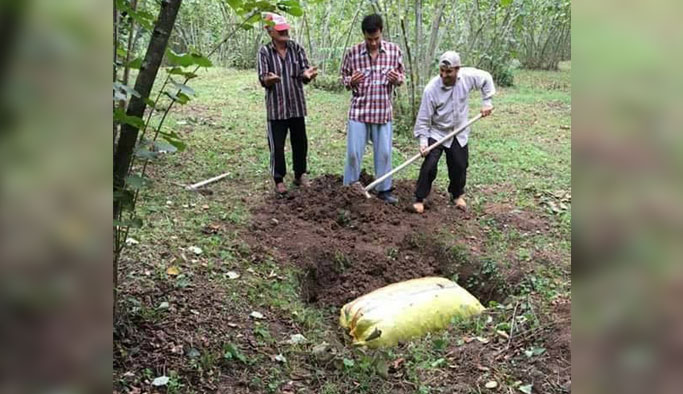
xmin=257 ymin=13 xmax=318 ymax=194
xmin=341 ymin=14 xmax=404 ymax=204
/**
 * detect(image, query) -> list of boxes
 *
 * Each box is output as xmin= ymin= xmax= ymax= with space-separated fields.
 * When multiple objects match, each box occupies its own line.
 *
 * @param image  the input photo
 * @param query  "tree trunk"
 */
xmin=122 ymin=0 xmax=138 ymax=87
xmin=414 ymin=0 xmax=422 ymax=90
xmin=422 ymin=0 xmax=445 ymax=83
xmin=400 ymin=18 xmax=416 ymax=121
xmin=113 ymin=0 xmax=183 ymax=312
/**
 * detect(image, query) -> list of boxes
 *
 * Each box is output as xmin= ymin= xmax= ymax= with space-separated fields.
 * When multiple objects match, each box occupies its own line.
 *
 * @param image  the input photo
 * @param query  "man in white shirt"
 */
xmin=412 ymin=51 xmax=495 ymax=213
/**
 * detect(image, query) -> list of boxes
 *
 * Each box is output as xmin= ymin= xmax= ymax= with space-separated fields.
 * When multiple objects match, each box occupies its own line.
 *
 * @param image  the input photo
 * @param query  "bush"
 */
xmin=311 ymin=74 xmax=345 ymax=93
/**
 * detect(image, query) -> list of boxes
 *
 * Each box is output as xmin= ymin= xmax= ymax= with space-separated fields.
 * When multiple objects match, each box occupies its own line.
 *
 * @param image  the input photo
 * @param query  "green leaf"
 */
xmin=168 ymin=67 xmax=198 ymax=79
xmin=165 ymin=49 xmax=212 ymax=68
xmin=430 ymin=358 xmax=446 ymax=368
xmin=501 ymin=0 xmax=513 ymax=7
xmin=165 ymin=49 xmax=193 ymax=67
xmin=165 ymin=91 xmax=191 ymax=105
xmin=170 ymin=81 xmax=196 ymax=96
xmin=160 ymin=132 xmax=187 ymax=152
xmin=116 ymin=46 xmax=127 ymax=58
xmin=114 ymin=217 xmax=143 ymax=228
xmin=135 ymin=149 xmax=157 ymax=160
xmin=114 ymin=189 xmax=135 ymax=209
xmin=115 ymin=0 xmax=130 ymax=12
xmin=127 ymin=57 xmax=143 ymax=69
xmin=223 ymin=343 xmax=247 ymax=363
xmin=153 ymin=141 xmax=177 ymax=153
xmin=114 ymin=108 xmax=145 ymax=129
xmin=283 ymin=5 xmax=303 ymax=16
xmin=125 ymin=174 xmax=147 ymax=190
xmin=114 ymin=82 xmax=141 ymax=98
xmin=342 ymin=358 xmax=354 ymax=368
xmin=226 ymin=0 xmax=243 ymax=11
xmin=190 ymin=53 xmax=212 ymax=67
xmin=519 ymin=384 xmax=533 ymax=394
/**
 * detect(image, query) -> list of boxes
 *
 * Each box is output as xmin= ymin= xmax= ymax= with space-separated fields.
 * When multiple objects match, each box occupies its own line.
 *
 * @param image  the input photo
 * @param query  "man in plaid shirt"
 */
xmin=341 ymin=14 xmax=404 ymax=203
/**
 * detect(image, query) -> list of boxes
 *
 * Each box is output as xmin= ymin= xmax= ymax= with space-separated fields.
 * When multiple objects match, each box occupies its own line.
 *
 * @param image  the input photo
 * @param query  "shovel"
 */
xmin=356 ymin=113 xmax=486 ymax=198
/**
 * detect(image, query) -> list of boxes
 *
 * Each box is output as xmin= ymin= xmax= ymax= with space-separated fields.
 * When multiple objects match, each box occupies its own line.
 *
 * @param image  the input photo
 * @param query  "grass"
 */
xmin=115 ymin=62 xmax=571 ymax=393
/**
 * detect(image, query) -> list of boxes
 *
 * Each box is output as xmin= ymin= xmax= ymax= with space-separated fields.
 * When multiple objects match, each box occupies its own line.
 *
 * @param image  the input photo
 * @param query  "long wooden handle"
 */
xmin=364 ymin=113 xmax=484 ymax=192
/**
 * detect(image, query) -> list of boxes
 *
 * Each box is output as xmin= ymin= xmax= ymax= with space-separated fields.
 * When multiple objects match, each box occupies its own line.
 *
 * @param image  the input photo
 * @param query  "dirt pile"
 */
xmin=247 ymin=174 xmax=517 ymax=306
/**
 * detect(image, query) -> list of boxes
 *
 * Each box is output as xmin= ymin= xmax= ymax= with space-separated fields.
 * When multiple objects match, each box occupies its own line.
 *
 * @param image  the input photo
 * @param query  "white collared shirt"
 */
xmin=413 ymin=67 xmax=495 ymax=148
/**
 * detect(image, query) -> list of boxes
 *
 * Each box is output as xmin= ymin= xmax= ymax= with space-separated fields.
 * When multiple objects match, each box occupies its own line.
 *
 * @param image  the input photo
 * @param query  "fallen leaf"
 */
xmin=519 ymin=384 xmax=533 ymax=394
xmin=226 ymin=271 xmax=240 ymax=279
xmin=189 ymin=246 xmax=203 ymax=255
xmin=202 ymin=204 xmax=209 ymax=210
xmin=496 ymin=330 xmax=509 ymax=339
xmin=476 ymin=336 xmax=490 ymax=344
xmin=286 ymin=334 xmax=307 ymax=345
xmin=125 ymin=238 xmax=139 ymax=245
xmin=158 ymin=301 xmax=170 ymax=310
xmin=390 ymin=357 xmax=405 ymax=371
xmin=476 ymin=364 xmax=490 ymax=372
xmin=485 ymin=381 xmax=498 ymax=389
xmin=250 ymin=311 xmax=264 ymax=319
xmin=166 ymin=266 xmax=180 ymax=276
xmin=274 ymin=354 xmax=287 ymax=363
xmin=151 ymin=376 xmax=169 ymax=386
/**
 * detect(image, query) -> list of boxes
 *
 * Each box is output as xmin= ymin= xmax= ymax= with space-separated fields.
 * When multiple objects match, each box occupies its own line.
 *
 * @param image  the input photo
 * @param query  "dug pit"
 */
xmin=247 ymin=175 xmax=523 ymax=307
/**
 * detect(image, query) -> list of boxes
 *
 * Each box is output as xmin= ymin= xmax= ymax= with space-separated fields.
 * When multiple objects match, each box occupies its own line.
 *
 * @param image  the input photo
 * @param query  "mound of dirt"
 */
xmin=247 ymin=174 xmax=518 ymax=307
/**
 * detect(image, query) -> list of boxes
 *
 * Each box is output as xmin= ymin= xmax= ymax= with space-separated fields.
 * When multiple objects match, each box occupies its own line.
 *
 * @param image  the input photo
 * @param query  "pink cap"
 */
xmin=264 ymin=12 xmax=290 ymax=31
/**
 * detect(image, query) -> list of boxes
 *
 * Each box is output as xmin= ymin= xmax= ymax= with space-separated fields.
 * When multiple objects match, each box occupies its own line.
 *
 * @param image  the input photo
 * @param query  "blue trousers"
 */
xmin=343 ymin=120 xmax=393 ymax=192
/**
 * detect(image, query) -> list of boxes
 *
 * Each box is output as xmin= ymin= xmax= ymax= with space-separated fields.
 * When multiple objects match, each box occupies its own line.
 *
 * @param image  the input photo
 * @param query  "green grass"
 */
xmin=117 ymin=62 xmax=571 ymax=393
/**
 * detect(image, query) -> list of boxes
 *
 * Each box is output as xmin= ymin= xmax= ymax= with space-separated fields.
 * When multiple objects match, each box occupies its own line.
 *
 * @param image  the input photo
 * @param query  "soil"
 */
xmin=114 ymin=174 xmax=570 ymax=393
xmin=247 ymin=174 xmax=534 ymax=307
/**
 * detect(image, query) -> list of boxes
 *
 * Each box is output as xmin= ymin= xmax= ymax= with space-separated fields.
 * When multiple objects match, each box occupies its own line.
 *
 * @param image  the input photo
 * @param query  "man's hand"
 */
xmin=419 ymin=145 xmax=428 ymax=157
xmin=303 ymin=66 xmax=318 ymax=81
xmin=264 ymin=72 xmax=281 ymax=87
xmin=481 ymin=106 xmax=493 ymax=117
xmin=387 ymin=69 xmax=401 ymax=85
xmin=350 ymin=71 xmax=365 ymax=87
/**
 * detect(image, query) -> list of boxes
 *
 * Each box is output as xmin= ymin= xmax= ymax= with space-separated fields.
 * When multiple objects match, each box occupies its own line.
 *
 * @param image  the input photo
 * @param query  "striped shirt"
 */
xmin=341 ymin=40 xmax=404 ymax=124
xmin=257 ymin=40 xmax=311 ymax=121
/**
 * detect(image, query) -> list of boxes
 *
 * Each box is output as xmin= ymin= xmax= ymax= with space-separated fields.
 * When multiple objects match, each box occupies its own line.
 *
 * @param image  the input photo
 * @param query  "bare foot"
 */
xmin=275 ymin=182 xmax=287 ymax=194
xmin=454 ymin=195 xmax=466 ymax=211
xmin=293 ymin=174 xmax=309 ymax=187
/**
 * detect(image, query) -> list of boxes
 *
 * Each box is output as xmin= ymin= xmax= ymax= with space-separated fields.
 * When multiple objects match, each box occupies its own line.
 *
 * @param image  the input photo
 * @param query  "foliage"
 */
xmin=113 ymin=0 xmax=304 ymax=313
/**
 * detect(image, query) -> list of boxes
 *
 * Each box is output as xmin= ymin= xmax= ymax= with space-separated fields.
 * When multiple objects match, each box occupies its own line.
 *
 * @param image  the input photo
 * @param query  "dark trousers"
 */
xmin=267 ymin=117 xmax=307 ymax=183
xmin=415 ymin=138 xmax=469 ymax=202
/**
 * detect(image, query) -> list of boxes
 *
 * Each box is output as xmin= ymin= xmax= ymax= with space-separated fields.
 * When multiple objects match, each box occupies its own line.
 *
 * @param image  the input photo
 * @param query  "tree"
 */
xmin=113 ymin=0 xmax=183 ymax=315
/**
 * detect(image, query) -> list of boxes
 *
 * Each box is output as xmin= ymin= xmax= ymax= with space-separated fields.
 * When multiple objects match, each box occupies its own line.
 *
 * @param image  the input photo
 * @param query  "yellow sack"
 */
xmin=340 ymin=277 xmax=485 ymax=348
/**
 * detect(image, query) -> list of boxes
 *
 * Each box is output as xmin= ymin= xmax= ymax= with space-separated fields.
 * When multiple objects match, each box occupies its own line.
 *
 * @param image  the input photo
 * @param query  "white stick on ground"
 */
xmin=186 ymin=172 xmax=230 ymax=190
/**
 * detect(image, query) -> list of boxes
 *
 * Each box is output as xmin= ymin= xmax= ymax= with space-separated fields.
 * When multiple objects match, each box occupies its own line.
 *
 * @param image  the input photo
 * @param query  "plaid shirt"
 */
xmin=257 ymin=40 xmax=311 ymax=121
xmin=341 ymin=40 xmax=404 ymax=124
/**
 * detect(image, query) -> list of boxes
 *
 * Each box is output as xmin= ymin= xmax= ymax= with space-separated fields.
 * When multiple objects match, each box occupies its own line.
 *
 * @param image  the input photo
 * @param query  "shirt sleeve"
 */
xmin=468 ymin=68 xmax=496 ymax=107
xmin=340 ymin=48 xmax=354 ymax=90
xmin=413 ymin=88 xmax=434 ymax=146
xmin=297 ymin=43 xmax=312 ymax=84
xmin=257 ymin=47 xmax=269 ymax=88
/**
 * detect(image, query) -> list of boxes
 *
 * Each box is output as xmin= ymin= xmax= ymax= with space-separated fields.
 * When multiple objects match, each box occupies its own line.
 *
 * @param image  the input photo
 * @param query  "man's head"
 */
xmin=438 ymin=51 xmax=461 ymax=86
xmin=264 ymin=13 xmax=290 ymax=44
xmin=361 ymin=14 xmax=383 ymax=52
